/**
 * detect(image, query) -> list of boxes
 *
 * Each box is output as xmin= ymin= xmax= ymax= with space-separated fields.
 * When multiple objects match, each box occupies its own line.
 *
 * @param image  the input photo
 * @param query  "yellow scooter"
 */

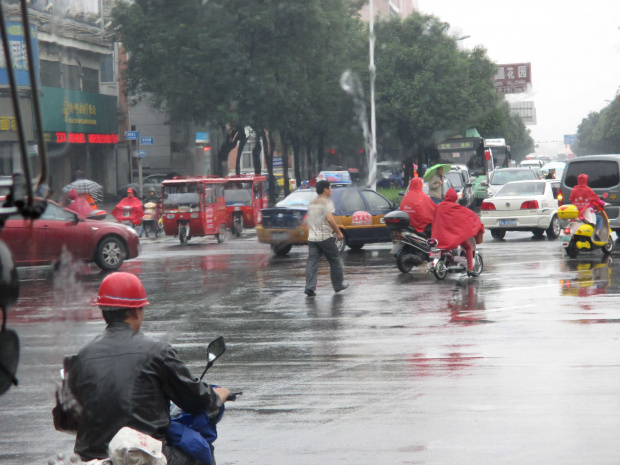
xmin=558 ymin=204 xmax=614 ymax=258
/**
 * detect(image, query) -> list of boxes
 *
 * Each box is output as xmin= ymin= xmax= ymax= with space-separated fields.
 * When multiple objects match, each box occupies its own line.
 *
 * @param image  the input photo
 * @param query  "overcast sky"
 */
xmin=418 ymin=0 xmax=620 ymax=153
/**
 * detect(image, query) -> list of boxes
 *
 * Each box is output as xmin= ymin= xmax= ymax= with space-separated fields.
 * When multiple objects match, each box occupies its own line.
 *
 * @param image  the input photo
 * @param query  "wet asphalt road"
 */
xmin=2 ymin=229 xmax=620 ymax=464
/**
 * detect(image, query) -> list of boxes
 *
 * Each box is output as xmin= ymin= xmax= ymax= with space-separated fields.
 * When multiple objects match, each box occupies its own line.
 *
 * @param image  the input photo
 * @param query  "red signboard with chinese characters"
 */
xmin=53 ymin=132 xmax=119 ymax=144
xmin=493 ymin=63 xmax=532 ymax=94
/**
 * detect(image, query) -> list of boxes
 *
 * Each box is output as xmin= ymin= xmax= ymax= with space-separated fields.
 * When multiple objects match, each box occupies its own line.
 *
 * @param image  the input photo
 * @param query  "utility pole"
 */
xmin=368 ymin=0 xmax=377 ymax=190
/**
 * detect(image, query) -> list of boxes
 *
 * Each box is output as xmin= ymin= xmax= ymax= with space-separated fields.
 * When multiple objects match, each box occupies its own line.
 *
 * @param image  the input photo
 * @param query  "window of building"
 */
xmin=62 ymin=64 xmax=81 ymax=90
xmin=39 ymin=60 xmax=61 ymax=87
xmin=100 ymin=55 xmax=114 ymax=83
xmin=82 ymin=68 xmax=99 ymax=93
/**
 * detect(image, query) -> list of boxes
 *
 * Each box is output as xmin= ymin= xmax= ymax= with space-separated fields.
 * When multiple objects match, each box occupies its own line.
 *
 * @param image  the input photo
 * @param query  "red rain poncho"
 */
xmin=431 ymin=188 xmax=484 ymax=250
xmin=112 ymin=188 xmax=144 ymax=225
xmin=400 ymin=178 xmax=436 ymax=233
xmin=569 ymin=174 xmax=605 ymax=220
xmin=66 ymin=188 xmax=92 ymax=218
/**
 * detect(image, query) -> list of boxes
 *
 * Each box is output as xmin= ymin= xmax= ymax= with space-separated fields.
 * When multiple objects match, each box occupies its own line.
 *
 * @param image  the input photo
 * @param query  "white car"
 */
xmin=480 ymin=180 xmax=562 ymax=240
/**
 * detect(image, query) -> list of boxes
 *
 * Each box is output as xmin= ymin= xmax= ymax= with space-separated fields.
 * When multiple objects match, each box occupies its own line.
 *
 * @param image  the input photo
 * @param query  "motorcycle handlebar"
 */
xmin=227 ymin=391 xmax=243 ymax=402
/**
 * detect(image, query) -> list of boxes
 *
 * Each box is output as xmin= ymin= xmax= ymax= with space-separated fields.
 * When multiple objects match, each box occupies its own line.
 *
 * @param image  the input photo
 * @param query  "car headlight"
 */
xmin=126 ymin=226 xmax=139 ymax=236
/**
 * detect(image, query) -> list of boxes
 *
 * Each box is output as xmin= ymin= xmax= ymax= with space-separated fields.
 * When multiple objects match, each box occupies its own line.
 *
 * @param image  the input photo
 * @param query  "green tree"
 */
xmin=476 ymin=102 xmax=534 ymax=161
xmin=574 ymin=100 xmax=620 ymax=155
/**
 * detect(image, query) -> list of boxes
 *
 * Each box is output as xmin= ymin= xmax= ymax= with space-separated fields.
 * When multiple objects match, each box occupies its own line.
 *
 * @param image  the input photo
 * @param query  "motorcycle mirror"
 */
xmin=0 ymin=328 xmax=20 ymax=396
xmin=206 ymin=336 xmax=226 ymax=363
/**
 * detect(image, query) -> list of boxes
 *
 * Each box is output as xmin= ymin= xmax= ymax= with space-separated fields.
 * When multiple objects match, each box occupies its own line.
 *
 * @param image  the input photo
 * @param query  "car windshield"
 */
xmin=445 ymin=172 xmax=463 ymax=188
xmin=163 ymin=183 xmax=201 ymax=212
xmin=490 ymin=171 xmax=536 ymax=185
xmin=224 ymin=182 xmax=252 ymax=206
xmin=496 ymin=182 xmax=545 ymax=197
xmin=276 ymin=191 xmax=317 ymax=207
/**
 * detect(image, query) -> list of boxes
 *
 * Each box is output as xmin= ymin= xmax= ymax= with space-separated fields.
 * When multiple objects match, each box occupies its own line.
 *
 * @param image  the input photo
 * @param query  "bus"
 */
xmin=437 ymin=136 xmax=512 ymax=204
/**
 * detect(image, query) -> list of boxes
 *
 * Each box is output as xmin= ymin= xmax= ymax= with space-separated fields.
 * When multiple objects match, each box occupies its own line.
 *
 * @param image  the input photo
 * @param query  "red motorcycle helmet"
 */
xmin=93 ymin=272 xmax=150 ymax=308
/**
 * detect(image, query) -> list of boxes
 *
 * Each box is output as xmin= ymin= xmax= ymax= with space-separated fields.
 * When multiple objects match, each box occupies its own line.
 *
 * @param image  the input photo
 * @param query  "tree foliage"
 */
xmin=113 ymin=2 xmax=532 ymax=184
xmin=373 ymin=13 xmax=533 ymax=163
xmin=574 ymin=100 xmax=620 ymax=155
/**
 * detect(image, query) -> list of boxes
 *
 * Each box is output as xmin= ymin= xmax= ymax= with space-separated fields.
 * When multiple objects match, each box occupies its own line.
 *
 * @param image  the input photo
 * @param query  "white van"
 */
xmin=520 ymin=159 xmax=544 ymax=168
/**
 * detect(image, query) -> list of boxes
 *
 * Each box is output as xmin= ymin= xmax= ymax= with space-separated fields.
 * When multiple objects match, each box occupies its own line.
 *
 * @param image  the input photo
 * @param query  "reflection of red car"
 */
xmin=1 ymin=200 xmax=140 ymax=270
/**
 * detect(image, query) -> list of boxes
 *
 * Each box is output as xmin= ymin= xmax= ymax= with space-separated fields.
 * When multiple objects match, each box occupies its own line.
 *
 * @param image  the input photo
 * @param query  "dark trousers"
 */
xmin=305 ymin=238 xmax=344 ymax=291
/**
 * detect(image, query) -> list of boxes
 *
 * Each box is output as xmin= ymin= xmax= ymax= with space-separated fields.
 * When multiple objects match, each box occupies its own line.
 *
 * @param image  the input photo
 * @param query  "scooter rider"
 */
xmin=54 ymin=272 xmax=230 ymax=463
xmin=399 ymin=177 xmax=436 ymax=236
xmin=570 ymin=174 xmax=606 ymax=240
xmin=431 ymin=188 xmax=484 ymax=277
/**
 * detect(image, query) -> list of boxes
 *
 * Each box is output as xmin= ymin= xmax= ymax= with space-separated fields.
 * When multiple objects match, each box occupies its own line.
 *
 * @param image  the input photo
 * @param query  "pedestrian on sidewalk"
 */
xmin=304 ymin=180 xmax=349 ymax=297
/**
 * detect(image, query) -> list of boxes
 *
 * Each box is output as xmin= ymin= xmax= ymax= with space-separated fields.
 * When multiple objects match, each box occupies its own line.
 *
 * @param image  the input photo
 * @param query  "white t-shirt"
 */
xmin=307 ymin=196 xmax=335 ymax=242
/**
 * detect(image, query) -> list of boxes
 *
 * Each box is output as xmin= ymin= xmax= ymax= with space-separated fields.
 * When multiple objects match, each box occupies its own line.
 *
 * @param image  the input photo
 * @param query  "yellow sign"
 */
xmin=63 ymin=98 xmax=97 ymax=125
xmin=0 ymin=116 xmax=17 ymax=131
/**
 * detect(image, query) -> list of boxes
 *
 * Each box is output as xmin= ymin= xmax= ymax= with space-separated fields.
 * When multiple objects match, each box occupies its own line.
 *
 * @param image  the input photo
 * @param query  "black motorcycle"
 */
xmin=384 ymin=211 xmax=433 ymax=273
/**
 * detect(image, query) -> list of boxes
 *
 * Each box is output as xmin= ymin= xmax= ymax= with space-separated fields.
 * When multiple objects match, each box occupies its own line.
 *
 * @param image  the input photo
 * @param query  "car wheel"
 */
xmin=532 ymin=229 xmax=545 ymax=238
xmin=336 ymin=234 xmax=347 ymax=254
xmin=491 ymin=229 xmax=506 ymax=240
xmin=546 ymin=215 xmax=560 ymax=239
xmin=95 ymin=236 xmax=126 ymax=271
xmin=433 ymin=260 xmax=447 ymax=280
xmin=603 ymin=235 xmax=614 ymax=255
xmin=272 ymin=243 xmax=292 ymax=256
xmin=348 ymin=242 xmax=364 ymax=251
xmin=565 ymin=239 xmax=579 ymax=258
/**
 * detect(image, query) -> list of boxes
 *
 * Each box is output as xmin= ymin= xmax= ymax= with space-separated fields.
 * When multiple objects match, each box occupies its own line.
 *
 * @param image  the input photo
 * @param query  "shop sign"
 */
xmin=493 ymin=63 xmax=532 ymax=94
xmin=0 ymin=22 xmax=39 ymax=87
xmin=44 ymin=132 xmax=119 ymax=144
xmin=0 ymin=96 xmax=33 ymax=141
xmin=41 ymin=86 xmax=118 ymax=134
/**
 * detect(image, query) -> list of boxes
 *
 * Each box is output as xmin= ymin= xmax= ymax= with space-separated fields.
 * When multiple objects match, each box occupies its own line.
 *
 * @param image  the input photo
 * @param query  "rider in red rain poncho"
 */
xmin=112 ymin=188 xmax=144 ymax=226
xmin=66 ymin=188 xmax=92 ymax=218
xmin=400 ymin=177 xmax=436 ymax=235
xmin=569 ymin=174 xmax=606 ymax=238
xmin=431 ymin=188 xmax=484 ymax=276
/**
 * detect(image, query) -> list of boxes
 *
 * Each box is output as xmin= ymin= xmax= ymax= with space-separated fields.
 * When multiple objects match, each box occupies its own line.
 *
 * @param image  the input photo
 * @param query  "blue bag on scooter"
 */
xmin=166 ymin=402 xmax=225 ymax=465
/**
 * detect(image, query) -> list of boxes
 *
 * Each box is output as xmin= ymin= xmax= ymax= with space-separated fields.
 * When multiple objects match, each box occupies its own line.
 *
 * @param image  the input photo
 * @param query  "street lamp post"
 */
xmin=368 ymin=0 xmax=377 ymax=190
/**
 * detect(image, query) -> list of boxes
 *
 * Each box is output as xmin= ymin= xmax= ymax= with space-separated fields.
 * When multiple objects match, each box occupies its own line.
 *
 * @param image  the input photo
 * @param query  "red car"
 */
xmin=0 ymin=200 xmax=140 ymax=270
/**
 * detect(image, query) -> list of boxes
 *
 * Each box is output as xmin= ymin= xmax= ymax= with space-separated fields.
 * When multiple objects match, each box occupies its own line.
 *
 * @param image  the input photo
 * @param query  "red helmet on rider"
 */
xmin=93 ymin=272 xmax=150 ymax=308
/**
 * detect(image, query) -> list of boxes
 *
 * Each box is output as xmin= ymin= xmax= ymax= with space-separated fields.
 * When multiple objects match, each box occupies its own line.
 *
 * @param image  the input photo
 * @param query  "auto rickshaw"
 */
xmin=161 ymin=176 xmax=227 ymax=244
xmin=224 ymin=175 xmax=268 ymax=237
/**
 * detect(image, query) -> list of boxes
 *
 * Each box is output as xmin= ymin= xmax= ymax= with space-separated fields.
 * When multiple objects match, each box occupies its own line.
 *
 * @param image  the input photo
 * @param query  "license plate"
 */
xmin=499 ymin=219 xmax=517 ymax=227
xmin=271 ymin=232 xmax=289 ymax=241
xmin=430 ymin=250 xmax=441 ymax=258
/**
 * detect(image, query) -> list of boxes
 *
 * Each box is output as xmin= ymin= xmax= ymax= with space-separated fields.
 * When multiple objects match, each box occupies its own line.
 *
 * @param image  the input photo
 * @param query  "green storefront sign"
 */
xmin=40 ymin=86 xmax=118 ymax=134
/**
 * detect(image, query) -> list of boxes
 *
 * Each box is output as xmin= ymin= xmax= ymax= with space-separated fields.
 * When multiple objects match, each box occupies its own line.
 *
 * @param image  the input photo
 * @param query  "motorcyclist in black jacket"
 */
xmin=54 ymin=272 xmax=230 ymax=463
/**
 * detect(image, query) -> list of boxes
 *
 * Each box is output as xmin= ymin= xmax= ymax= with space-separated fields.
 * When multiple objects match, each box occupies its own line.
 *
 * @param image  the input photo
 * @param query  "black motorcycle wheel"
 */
xmin=433 ymin=260 xmax=447 ymax=280
xmin=179 ymin=226 xmax=188 ymax=245
xmin=603 ymin=235 xmax=614 ymax=255
xmin=396 ymin=251 xmax=415 ymax=274
xmin=565 ymin=239 xmax=578 ymax=258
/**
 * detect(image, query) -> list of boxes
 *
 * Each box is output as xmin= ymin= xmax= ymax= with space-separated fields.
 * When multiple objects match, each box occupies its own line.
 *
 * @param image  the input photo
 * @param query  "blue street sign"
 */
xmin=196 ymin=132 xmax=210 ymax=143
xmin=136 ymin=150 xmax=146 ymax=158
xmin=564 ymin=134 xmax=577 ymax=145
xmin=141 ymin=137 xmax=154 ymax=145
xmin=273 ymin=156 xmax=283 ymax=167
xmin=125 ymin=131 xmax=139 ymax=140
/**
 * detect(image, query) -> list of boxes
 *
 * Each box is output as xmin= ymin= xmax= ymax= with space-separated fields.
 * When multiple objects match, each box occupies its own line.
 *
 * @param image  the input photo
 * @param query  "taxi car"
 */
xmin=1 ymin=200 xmax=140 ymax=270
xmin=257 ymin=187 xmax=398 ymax=255
xmin=480 ymin=180 xmax=561 ymax=240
